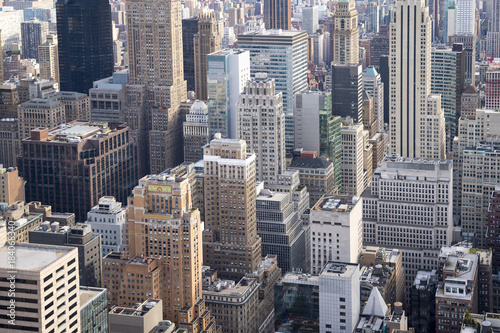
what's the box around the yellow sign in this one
[147,184,172,194]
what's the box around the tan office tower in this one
[125,0,187,175]
[203,138,262,281]
[264,0,291,30]
[333,0,359,65]
[127,174,218,332]
[236,73,285,185]
[194,10,222,101]
[18,98,65,140]
[389,0,445,159]
[38,35,60,88]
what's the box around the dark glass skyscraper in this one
[56,0,113,94]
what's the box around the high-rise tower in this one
[236,73,285,185]
[263,0,291,30]
[126,174,218,332]
[56,0,113,94]
[194,10,222,101]
[389,0,445,159]
[125,0,187,175]
[333,0,359,65]
[202,138,262,281]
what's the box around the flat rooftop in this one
[321,262,359,277]
[80,287,106,308]
[110,299,162,317]
[311,196,356,213]
[0,243,75,271]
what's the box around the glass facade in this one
[80,288,108,333]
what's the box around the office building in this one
[0,166,24,205]
[435,244,480,333]
[488,187,500,273]
[29,223,102,287]
[357,290,408,332]
[89,69,128,123]
[56,0,113,93]
[363,66,385,132]
[237,74,285,185]
[203,138,262,280]
[194,10,222,101]
[21,18,48,60]
[203,275,260,332]
[256,187,306,273]
[370,26,390,68]
[126,174,217,332]
[0,243,80,332]
[109,299,164,333]
[486,60,500,110]
[268,170,311,223]
[420,94,446,159]
[289,155,337,207]
[125,0,187,175]
[86,196,127,256]
[103,253,163,308]
[0,200,44,243]
[302,6,319,35]
[366,2,380,33]
[332,0,359,65]
[0,83,20,119]
[38,34,60,87]
[18,121,138,222]
[431,45,466,150]
[363,91,377,138]
[54,91,91,122]
[0,29,3,83]
[485,0,500,59]
[460,85,481,118]
[319,262,360,333]
[331,64,363,122]
[263,0,291,30]
[362,155,453,291]
[341,122,366,196]
[207,49,250,138]
[80,286,108,333]
[18,98,65,140]
[183,100,209,163]
[448,35,475,86]
[309,197,362,274]
[461,141,500,248]
[238,30,308,150]
[182,17,199,93]
[389,0,441,159]
[410,270,438,333]
[358,246,406,307]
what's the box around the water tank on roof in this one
[41,221,50,231]
[50,222,59,232]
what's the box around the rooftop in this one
[109,299,162,317]
[79,286,106,308]
[203,277,258,299]
[311,196,358,213]
[321,261,359,277]
[289,157,331,169]
[0,243,75,271]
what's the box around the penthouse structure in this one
[86,196,127,256]
[109,299,164,333]
[17,121,138,222]
[362,155,453,291]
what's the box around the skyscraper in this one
[125,0,187,175]
[389,0,445,159]
[207,49,250,138]
[485,60,500,110]
[202,138,262,280]
[263,0,291,30]
[38,34,60,87]
[363,66,384,132]
[18,121,138,222]
[238,30,308,150]
[21,18,48,61]
[302,6,319,35]
[237,73,285,185]
[126,174,217,331]
[331,64,363,121]
[182,18,198,92]
[56,0,113,93]
[194,10,222,101]
[332,0,359,65]
[183,100,209,162]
